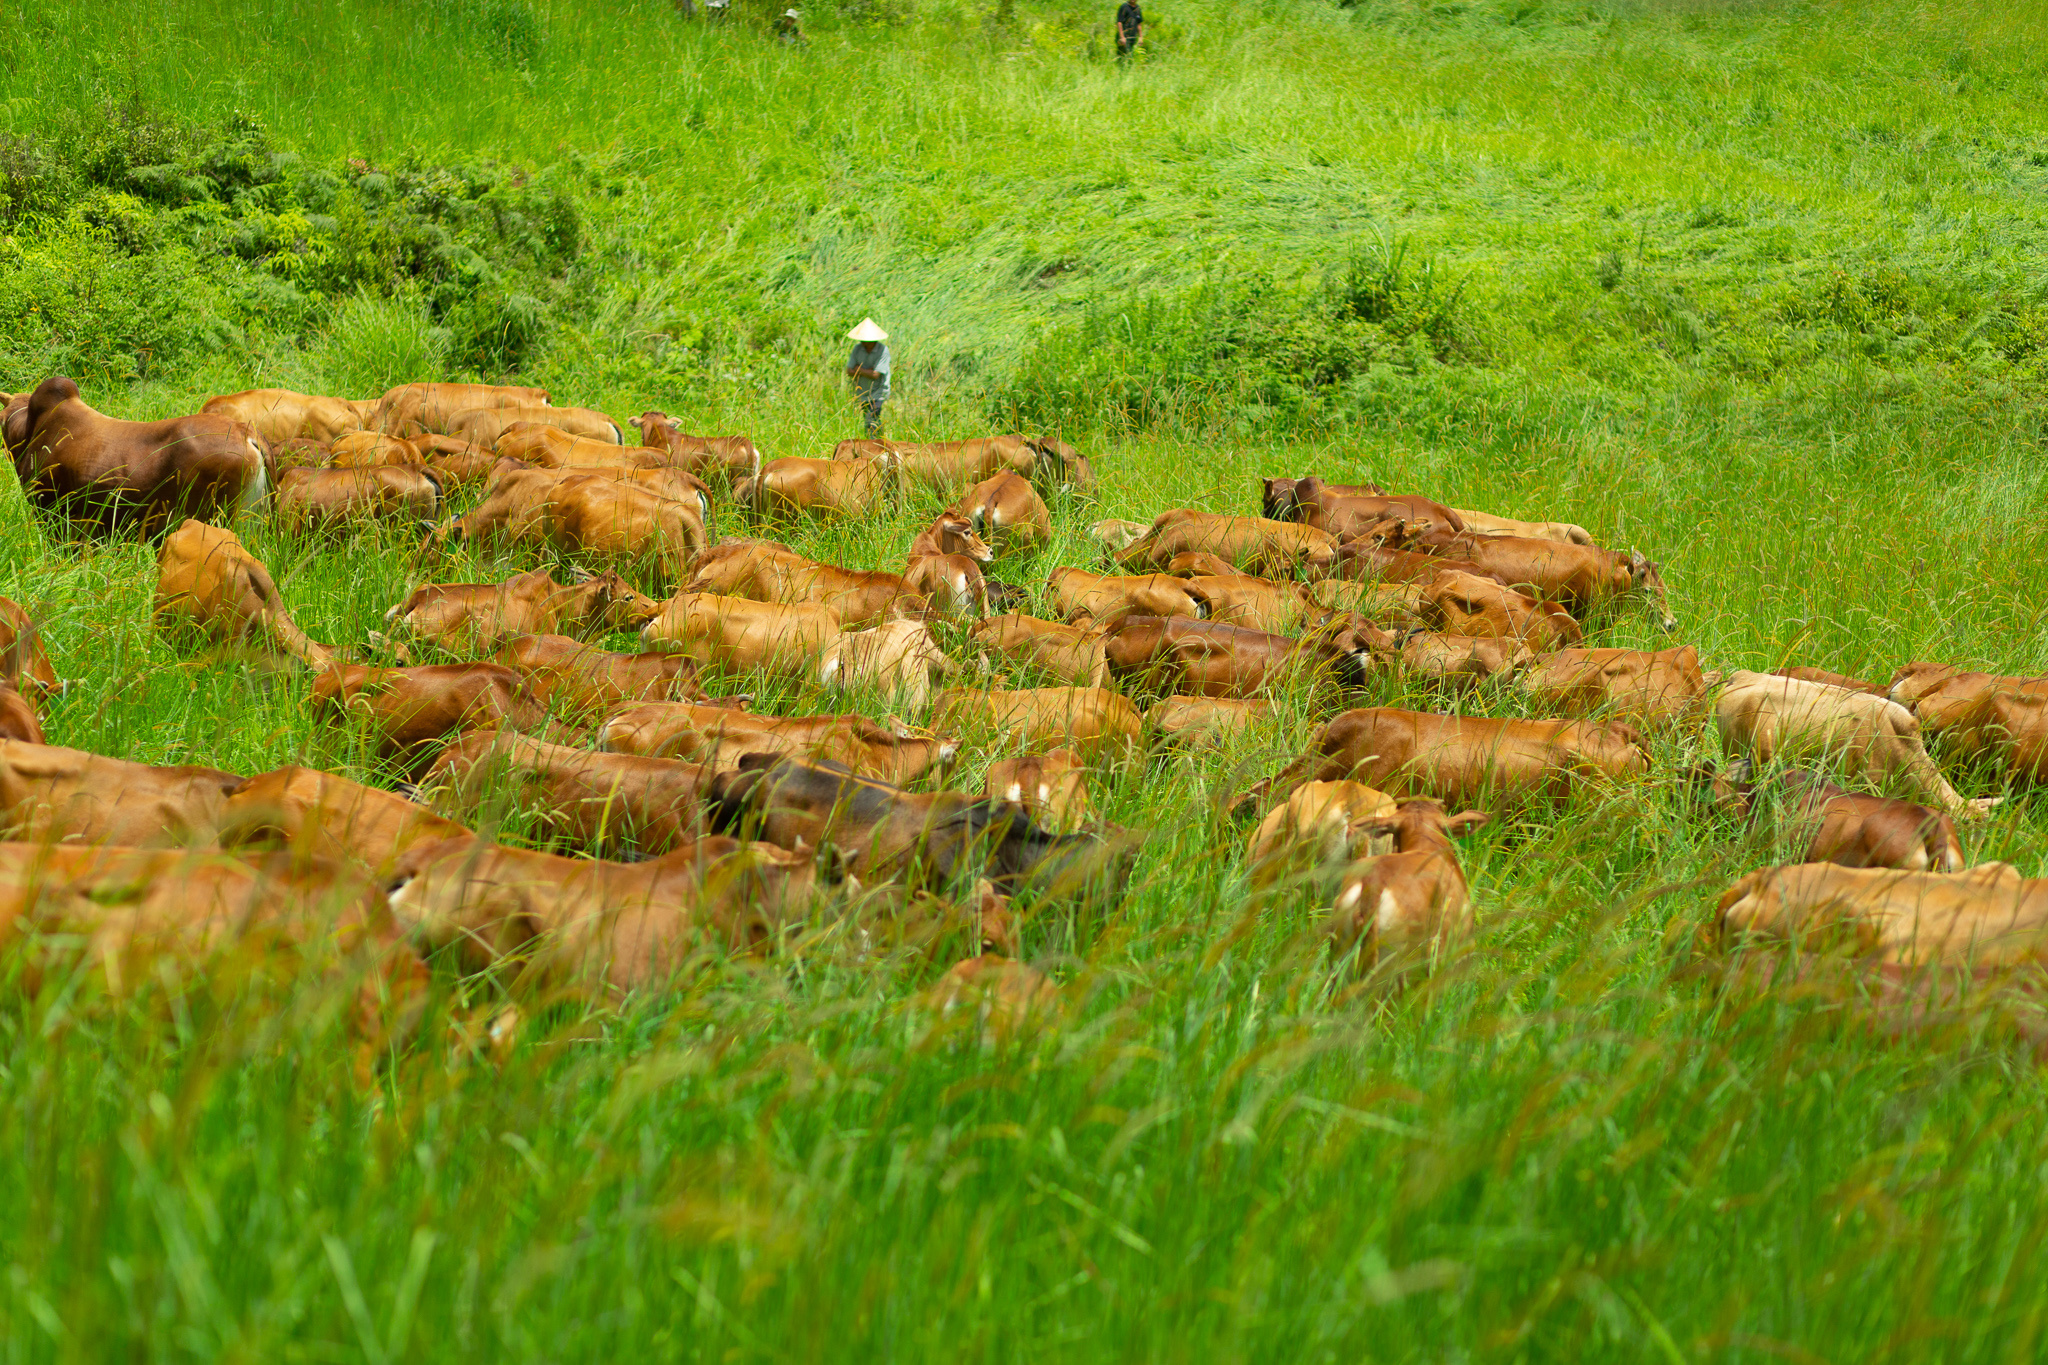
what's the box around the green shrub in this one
[317,290,452,396]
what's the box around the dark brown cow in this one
[1889,662,2048,783]
[599,702,955,782]
[1263,475,1466,539]
[12,377,267,531]
[1705,764,1964,873]
[383,569,660,653]
[1239,707,1649,814]
[425,730,713,856]
[311,663,549,765]
[1103,616,1374,698]
[154,519,335,668]
[630,412,760,483]
[493,634,709,718]
[275,465,442,532]
[0,740,241,846]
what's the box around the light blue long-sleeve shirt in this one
[848,342,891,403]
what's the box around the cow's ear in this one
[1445,811,1491,835]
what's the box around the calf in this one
[740,456,890,518]
[1116,510,1339,578]
[951,471,1051,551]
[904,513,997,614]
[1144,696,1274,747]
[1328,799,1490,977]
[218,766,474,877]
[599,701,955,781]
[631,412,761,483]
[311,662,548,765]
[275,465,442,532]
[642,593,845,678]
[0,739,240,846]
[931,687,1143,759]
[384,569,659,653]
[154,519,335,668]
[1712,861,2048,967]
[969,614,1108,688]
[1103,615,1375,698]
[1889,662,2048,783]
[1246,780,1398,884]
[1715,670,1990,820]
[1238,706,1649,814]
[431,469,709,588]
[818,620,960,710]
[493,634,708,717]
[1418,568,1582,650]
[983,748,1090,833]
[1519,645,1713,728]
[1046,567,1207,624]
[425,730,712,856]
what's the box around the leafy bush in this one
[316,291,453,396]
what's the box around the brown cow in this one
[12,377,267,531]
[275,465,442,532]
[0,599,59,699]
[1181,573,1320,633]
[818,620,960,710]
[686,541,918,627]
[493,423,659,467]
[1452,508,1594,545]
[1519,645,1714,728]
[1163,551,1241,578]
[641,594,845,678]
[832,435,1037,493]
[383,569,660,653]
[202,389,375,446]
[740,456,891,519]
[629,412,760,483]
[1116,510,1339,578]
[1046,567,1207,624]
[970,614,1108,688]
[951,471,1051,551]
[1407,530,1675,630]
[1103,616,1375,698]
[1776,666,1887,697]
[385,832,839,989]
[218,766,475,877]
[930,687,1142,759]
[1368,629,1532,689]
[432,469,709,587]
[904,513,997,614]
[1263,476,1465,534]
[1239,707,1649,814]
[1418,569,1583,650]
[0,740,241,846]
[1712,861,2048,968]
[374,382,549,437]
[927,954,1064,1044]
[466,457,711,527]
[0,687,40,744]
[1246,780,1397,884]
[599,702,955,782]
[1706,765,1964,873]
[493,634,708,718]
[1329,800,1490,978]
[450,405,620,447]
[1889,662,2048,782]
[311,663,548,765]
[1143,696,1274,747]
[1715,670,1990,820]
[983,748,1090,833]
[1335,540,1498,586]
[425,730,712,856]
[154,520,334,667]
[328,432,424,468]
[1088,519,1153,553]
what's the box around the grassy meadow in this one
[7,0,2048,1359]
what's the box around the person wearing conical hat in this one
[845,318,891,439]
[775,7,806,43]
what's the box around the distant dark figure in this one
[775,7,807,44]
[1114,0,1143,59]
[845,318,891,438]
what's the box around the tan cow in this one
[1889,662,2048,783]
[218,766,475,877]
[629,412,760,484]
[154,520,334,668]
[1371,630,1532,689]
[424,731,712,856]
[740,456,890,518]
[832,435,1037,493]
[374,383,549,436]
[1329,799,1491,977]
[926,954,1064,1044]
[383,569,660,653]
[929,687,1142,759]
[202,388,376,446]
[1418,569,1582,650]
[687,541,918,627]
[432,469,709,587]
[311,663,548,765]
[1103,616,1376,699]
[1239,707,1649,814]
[13,377,267,532]
[1088,519,1153,553]
[818,620,960,710]
[983,748,1090,833]
[1116,510,1339,578]
[641,594,845,678]
[1179,573,1319,634]
[904,513,998,615]
[493,634,709,718]
[599,702,956,782]
[969,614,1109,688]
[0,740,241,846]
[1046,568,1208,624]
[1714,671,1990,820]
[1519,645,1714,729]
[1143,696,1274,747]
[1713,861,2048,967]
[274,465,442,532]
[951,471,1051,551]
[1775,666,1887,697]
[493,423,657,468]
[1407,530,1675,631]
[328,432,424,468]
[1246,780,1398,883]
[450,405,620,447]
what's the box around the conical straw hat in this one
[847,318,888,342]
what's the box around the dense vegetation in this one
[5,0,2048,1359]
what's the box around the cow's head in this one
[1886,661,1960,708]
[927,514,994,564]
[1627,550,1676,631]
[1261,477,1303,522]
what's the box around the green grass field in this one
[6,0,2048,1359]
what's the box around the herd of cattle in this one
[4,372,2048,1060]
